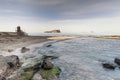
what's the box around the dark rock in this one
[21,47,30,53]
[102,63,116,70]
[7,62,14,68]
[114,58,120,65]
[8,49,13,53]
[0,55,20,77]
[46,44,52,47]
[42,55,58,60]
[0,55,10,77]
[41,60,53,70]
[5,55,20,68]
[0,76,6,80]
[47,74,58,80]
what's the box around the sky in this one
[0,0,120,35]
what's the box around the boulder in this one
[47,74,58,80]
[102,63,116,70]
[41,60,53,70]
[21,47,30,53]
[46,44,52,47]
[39,66,61,79]
[0,55,9,77]
[33,73,43,80]
[114,58,120,65]
[0,76,6,80]
[0,55,20,78]
[8,49,13,53]
[5,55,20,68]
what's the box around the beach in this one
[0,35,119,55]
[0,35,76,80]
[0,36,50,55]
[0,35,120,80]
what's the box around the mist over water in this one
[37,38,120,80]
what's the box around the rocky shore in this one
[1,35,120,80]
[0,36,64,80]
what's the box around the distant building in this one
[0,26,27,36]
[16,26,27,36]
[44,29,61,33]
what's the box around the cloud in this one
[48,16,120,34]
[14,0,67,6]
[60,0,120,19]
[0,0,120,20]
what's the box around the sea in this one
[10,37,120,80]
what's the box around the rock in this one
[39,66,61,79]
[21,47,30,53]
[47,74,58,80]
[23,62,41,72]
[114,58,120,65]
[8,49,13,53]
[42,55,58,60]
[44,29,61,33]
[19,70,34,80]
[0,55,10,77]
[33,73,43,80]
[0,55,20,78]
[102,63,116,70]
[41,60,53,70]
[46,44,52,47]
[5,55,20,68]
[0,76,6,80]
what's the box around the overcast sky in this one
[0,0,120,35]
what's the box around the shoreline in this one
[0,35,120,55]
[0,35,120,80]
[0,36,51,54]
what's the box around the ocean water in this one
[37,38,120,80]
[7,38,120,80]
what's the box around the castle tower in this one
[17,26,21,33]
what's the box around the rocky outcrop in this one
[33,73,43,80]
[46,44,52,47]
[114,58,120,65]
[0,55,20,79]
[41,60,54,70]
[5,55,20,68]
[102,63,116,70]
[44,29,61,33]
[21,47,30,53]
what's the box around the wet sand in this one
[0,36,76,55]
[0,36,50,54]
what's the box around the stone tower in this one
[17,26,21,33]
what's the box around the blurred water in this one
[38,38,120,80]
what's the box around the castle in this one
[0,26,27,36]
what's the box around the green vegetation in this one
[19,70,34,80]
[39,66,61,79]
[19,55,61,80]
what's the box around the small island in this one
[44,29,61,33]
